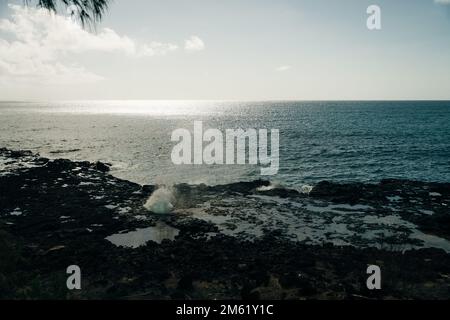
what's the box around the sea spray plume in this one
[144,186,175,214]
[256,181,314,195]
[299,184,314,194]
[257,181,281,191]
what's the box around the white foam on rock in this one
[429,192,442,197]
[10,208,22,216]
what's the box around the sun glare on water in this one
[41,100,225,116]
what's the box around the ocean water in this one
[1,100,449,187]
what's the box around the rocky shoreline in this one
[1,148,450,299]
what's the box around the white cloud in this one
[0,5,179,85]
[0,55,103,85]
[275,65,292,72]
[435,0,450,4]
[184,35,205,52]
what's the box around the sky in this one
[0,0,449,100]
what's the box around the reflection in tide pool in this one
[105,222,179,248]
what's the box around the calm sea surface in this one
[1,101,449,187]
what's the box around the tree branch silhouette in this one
[24,0,111,27]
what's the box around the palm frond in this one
[24,0,111,27]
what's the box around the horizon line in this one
[1,99,450,103]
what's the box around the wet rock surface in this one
[1,148,450,299]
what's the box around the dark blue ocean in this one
[1,100,449,187]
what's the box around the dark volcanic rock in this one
[310,181,368,203]
[1,148,450,300]
[92,161,111,173]
[310,179,450,241]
